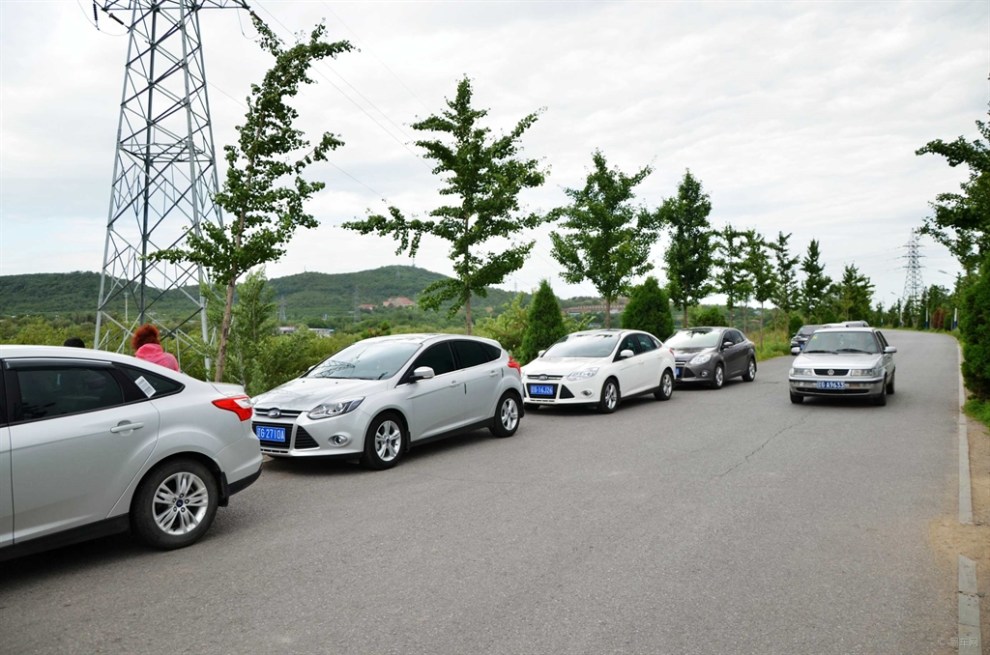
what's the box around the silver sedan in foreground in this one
[788,327,897,405]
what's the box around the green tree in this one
[343,76,550,334]
[916,118,990,274]
[621,276,674,339]
[149,18,353,381]
[800,239,832,321]
[661,170,715,328]
[744,231,775,341]
[691,306,727,327]
[519,280,567,364]
[769,231,800,314]
[549,150,661,328]
[712,225,751,326]
[960,254,990,399]
[833,264,874,322]
[475,293,528,358]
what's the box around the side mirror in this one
[722,341,733,350]
[537,349,546,358]
[619,349,635,359]
[790,347,801,355]
[884,346,897,354]
[410,366,435,381]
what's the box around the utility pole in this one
[901,230,925,327]
[92,0,251,359]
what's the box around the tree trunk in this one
[215,279,236,382]
[604,297,613,328]
[465,296,473,335]
[682,304,689,329]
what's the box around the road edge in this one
[956,343,982,655]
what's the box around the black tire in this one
[742,358,757,382]
[654,369,674,401]
[361,412,406,470]
[132,458,219,550]
[710,364,725,389]
[789,392,803,404]
[873,386,887,406]
[886,372,895,395]
[597,378,620,413]
[490,391,521,438]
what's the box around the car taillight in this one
[508,356,522,376]
[212,395,253,422]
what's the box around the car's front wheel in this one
[886,372,896,395]
[597,378,620,413]
[361,412,406,470]
[132,458,219,550]
[789,392,803,404]
[742,358,757,382]
[654,369,674,401]
[490,391,521,438]
[710,364,725,389]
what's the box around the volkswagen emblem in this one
[267,408,281,418]
[827,369,835,376]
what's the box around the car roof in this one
[814,326,875,333]
[358,333,503,348]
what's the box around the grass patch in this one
[964,398,990,429]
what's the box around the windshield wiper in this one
[804,349,836,354]
[837,348,873,354]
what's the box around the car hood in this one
[253,377,388,410]
[522,356,610,376]
[669,346,714,355]
[792,352,883,369]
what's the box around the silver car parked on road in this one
[788,327,897,405]
[0,345,262,560]
[251,334,524,469]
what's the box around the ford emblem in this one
[539,374,548,381]
[267,408,281,418]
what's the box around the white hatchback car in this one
[0,345,262,561]
[521,329,676,412]
[251,334,524,469]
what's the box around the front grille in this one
[525,374,563,381]
[253,407,302,419]
[681,368,697,379]
[814,369,849,376]
[294,427,319,449]
[559,386,575,399]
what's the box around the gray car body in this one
[667,327,756,388]
[788,327,897,404]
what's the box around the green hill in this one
[0,266,528,322]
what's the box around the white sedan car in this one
[788,327,897,405]
[0,345,262,561]
[251,334,524,469]
[521,329,676,412]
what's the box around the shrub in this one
[622,276,674,339]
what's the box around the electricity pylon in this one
[92,0,250,359]
[901,230,925,325]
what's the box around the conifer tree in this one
[519,280,567,364]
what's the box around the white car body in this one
[251,334,524,469]
[521,329,676,412]
[0,345,262,560]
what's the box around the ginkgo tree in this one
[150,17,353,381]
[343,76,551,334]
[549,150,663,327]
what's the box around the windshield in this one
[803,331,879,355]
[543,333,619,358]
[798,325,821,337]
[304,340,421,380]
[665,329,721,349]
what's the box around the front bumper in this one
[522,378,600,406]
[788,377,884,397]
[674,361,714,384]
[252,411,367,458]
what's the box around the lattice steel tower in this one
[901,230,925,308]
[93,0,249,354]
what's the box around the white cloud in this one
[1,0,985,306]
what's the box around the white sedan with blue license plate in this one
[788,327,897,406]
[521,329,676,413]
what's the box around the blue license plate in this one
[255,425,287,443]
[528,384,555,398]
[675,367,682,379]
[816,380,845,390]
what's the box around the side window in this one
[726,330,742,345]
[16,366,124,421]
[119,365,184,398]
[875,331,889,350]
[635,334,658,352]
[451,340,498,370]
[411,343,457,376]
[619,336,640,356]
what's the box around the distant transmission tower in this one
[901,231,925,309]
[92,0,250,357]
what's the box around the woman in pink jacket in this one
[132,324,180,372]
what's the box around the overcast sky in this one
[2,0,988,307]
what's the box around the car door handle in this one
[489,370,498,377]
[110,421,144,434]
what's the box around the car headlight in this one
[849,367,880,377]
[689,353,712,366]
[790,367,814,376]
[566,367,599,381]
[308,398,364,419]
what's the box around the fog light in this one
[701,370,709,378]
[330,435,350,446]
[581,390,593,397]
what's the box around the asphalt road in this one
[0,330,961,655]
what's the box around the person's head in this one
[63,337,85,348]
[131,324,161,351]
